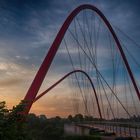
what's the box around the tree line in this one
[0,101,139,140]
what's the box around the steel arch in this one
[34,69,102,119]
[24,4,140,114]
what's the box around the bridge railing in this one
[77,121,140,138]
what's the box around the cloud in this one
[0,63,8,70]
[0,0,139,117]
[0,77,23,87]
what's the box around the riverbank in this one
[62,135,135,140]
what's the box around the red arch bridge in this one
[20,4,140,138]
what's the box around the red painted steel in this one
[24,4,140,114]
[34,70,102,119]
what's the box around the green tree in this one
[0,101,30,140]
[68,115,73,122]
[74,114,84,122]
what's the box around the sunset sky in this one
[0,0,140,118]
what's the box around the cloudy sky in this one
[0,0,140,118]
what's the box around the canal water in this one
[64,123,140,138]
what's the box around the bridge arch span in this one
[24,4,140,114]
[34,70,102,119]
